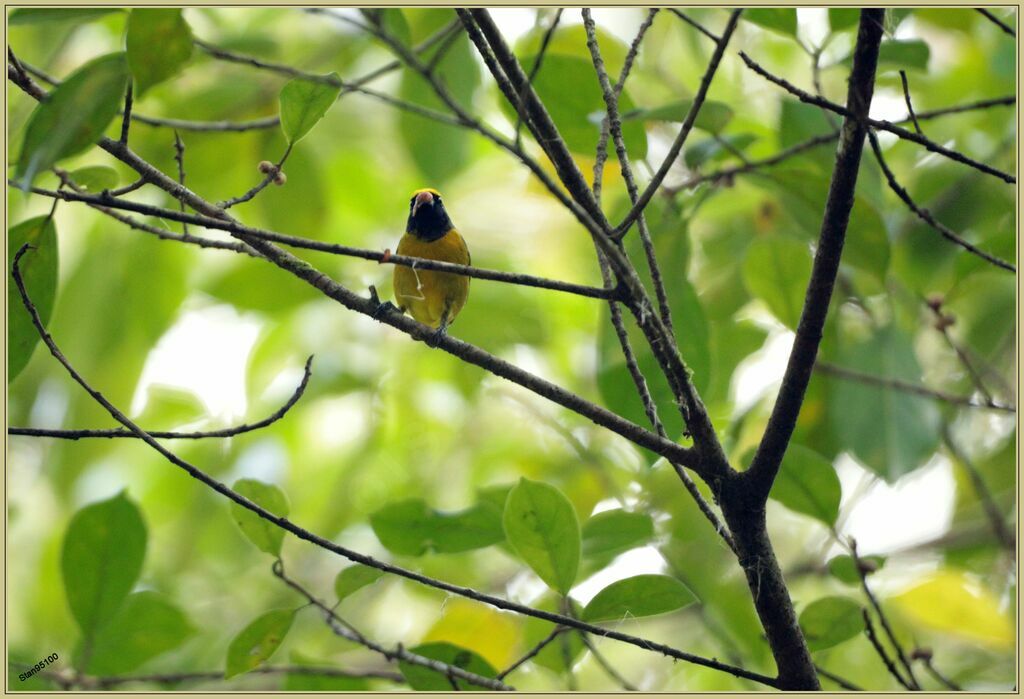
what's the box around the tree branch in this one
[271,561,513,691]
[515,8,563,149]
[9,356,313,440]
[496,625,566,680]
[613,10,742,237]
[862,608,914,690]
[739,50,1016,184]
[976,7,1016,37]
[35,665,404,690]
[119,80,133,144]
[941,426,1015,552]
[850,541,920,689]
[815,360,1015,413]
[745,10,885,499]
[15,183,617,302]
[866,130,1015,272]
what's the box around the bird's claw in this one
[372,300,400,320]
[425,325,448,348]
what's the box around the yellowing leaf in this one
[422,598,522,669]
[890,571,1013,649]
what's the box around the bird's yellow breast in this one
[393,229,471,329]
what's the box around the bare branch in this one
[516,9,563,149]
[898,70,923,135]
[739,51,1016,184]
[673,94,1015,192]
[867,130,1015,272]
[815,665,863,691]
[917,652,963,691]
[745,11,885,499]
[173,131,188,235]
[10,356,313,441]
[614,10,742,237]
[593,8,658,202]
[976,8,1016,37]
[119,81,133,144]
[271,561,513,691]
[668,8,721,42]
[496,626,566,680]
[942,426,1015,552]
[850,542,920,689]
[862,609,914,690]
[815,360,1015,413]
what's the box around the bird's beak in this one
[412,190,434,217]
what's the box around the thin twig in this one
[739,51,1016,184]
[577,631,637,691]
[866,130,1015,272]
[584,8,675,338]
[496,626,566,680]
[119,81,133,145]
[10,357,313,440]
[898,71,923,135]
[941,426,1015,552]
[672,94,1016,192]
[920,656,963,691]
[851,543,920,689]
[33,665,404,689]
[862,609,914,690]
[173,131,188,235]
[593,8,658,203]
[815,664,863,691]
[515,9,562,149]
[669,8,721,42]
[614,10,742,237]
[218,142,292,210]
[271,561,513,690]
[815,360,1015,413]
[976,8,1016,37]
[925,298,998,403]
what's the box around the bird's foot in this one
[425,325,448,348]
[372,300,401,321]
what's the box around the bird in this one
[391,188,470,341]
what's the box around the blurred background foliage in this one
[7,6,1016,691]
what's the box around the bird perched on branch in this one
[391,188,471,341]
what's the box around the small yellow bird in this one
[392,188,471,339]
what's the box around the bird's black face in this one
[406,189,454,242]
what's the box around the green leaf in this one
[8,7,122,25]
[230,479,289,557]
[399,642,498,691]
[225,608,295,678]
[516,23,628,77]
[126,9,194,95]
[581,509,655,560]
[743,8,798,37]
[370,497,505,556]
[828,554,886,584]
[61,492,147,638]
[830,324,942,482]
[16,52,129,185]
[768,445,841,526]
[334,564,384,601]
[582,574,697,622]
[875,40,930,72]
[799,596,865,651]
[67,165,120,192]
[498,54,647,157]
[828,8,860,32]
[503,478,580,594]
[8,216,58,381]
[623,99,734,134]
[742,235,811,330]
[946,271,1016,363]
[398,31,478,182]
[79,591,193,674]
[279,74,341,145]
